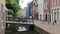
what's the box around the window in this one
[46,3,48,8]
[52,0,56,6]
[44,3,48,9]
[57,0,60,5]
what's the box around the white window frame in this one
[52,0,56,6]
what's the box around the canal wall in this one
[34,25,50,34]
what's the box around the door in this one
[54,9,57,23]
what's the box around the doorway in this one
[53,9,57,23]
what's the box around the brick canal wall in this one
[34,25,50,34]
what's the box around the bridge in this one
[6,17,34,31]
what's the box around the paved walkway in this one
[34,20,60,34]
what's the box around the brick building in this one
[31,0,38,20]
[50,0,60,24]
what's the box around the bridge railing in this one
[6,17,34,24]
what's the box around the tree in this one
[6,0,21,17]
[8,9,14,15]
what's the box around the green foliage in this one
[6,0,21,17]
[8,9,14,15]
[15,10,21,16]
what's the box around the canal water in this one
[6,30,39,34]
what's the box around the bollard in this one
[53,21,55,25]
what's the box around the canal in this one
[5,23,39,34]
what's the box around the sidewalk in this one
[34,20,60,34]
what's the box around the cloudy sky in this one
[19,0,33,9]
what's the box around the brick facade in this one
[0,0,6,34]
[31,0,38,20]
[50,0,60,23]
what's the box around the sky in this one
[19,0,33,9]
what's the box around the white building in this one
[38,0,49,21]
[38,0,44,20]
[20,7,27,17]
